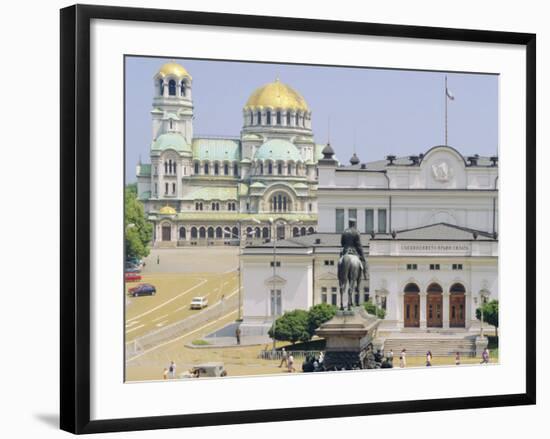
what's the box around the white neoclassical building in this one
[241,144,499,341]
[135,62,323,246]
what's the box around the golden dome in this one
[159,205,177,215]
[244,79,309,112]
[157,62,192,80]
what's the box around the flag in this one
[446,87,455,100]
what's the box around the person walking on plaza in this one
[287,354,295,373]
[168,360,176,379]
[278,347,288,368]
[157,255,160,265]
[387,349,394,365]
[480,347,490,364]
[235,326,241,345]
[399,349,407,368]
[163,368,169,380]
[425,350,432,367]
[455,351,461,366]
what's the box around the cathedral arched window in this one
[159,79,164,95]
[287,163,292,175]
[259,163,264,174]
[286,112,291,126]
[277,163,282,175]
[276,111,281,125]
[266,111,271,125]
[214,163,219,175]
[164,161,168,174]
[295,113,299,126]
[224,164,229,175]
[268,162,273,175]
[168,79,176,96]
[204,163,209,175]
[194,162,199,174]
[249,111,253,125]
[234,163,239,176]
[257,111,262,125]
[180,81,186,97]
[270,193,291,213]
[191,227,197,238]
[169,119,173,130]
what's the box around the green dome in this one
[151,132,191,153]
[254,139,301,162]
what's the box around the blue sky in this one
[125,56,498,181]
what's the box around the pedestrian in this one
[157,255,160,265]
[399,349,407,368]
[480,347,490,364]
[168,360,176,379]
[163,368,168,380]
[455,351,461,366]
[287,354,295,372]
[235,326,241,345]
[278,347,288,368]
[426,350,432,367]
[319,351,324,365]
[387,349,394,365]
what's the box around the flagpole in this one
[445,75,448,145]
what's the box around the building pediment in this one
[316,272,338,281]
[264,274,287,286]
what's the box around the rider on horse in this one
[340,219,367,280]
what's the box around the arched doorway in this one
[161,224,171,241]
[449,283,466,327]
[276,224,285,240]
[262,227,270,239]
[207,227,214,239]
[232,226,239,239]
[300,227,306,236]
[215,227,223,239]
[179,227,186,240]
[191,227,198,239]
[426,283,443,327]
[199,227,206,239]
[403,283,420,328]
[293,227,299,237]
[307,226,315,235]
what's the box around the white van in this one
[190,296,208,310]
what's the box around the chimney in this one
[386,155,396,165]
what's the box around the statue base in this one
[316,307,381,370]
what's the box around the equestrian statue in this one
[337,219,367,311]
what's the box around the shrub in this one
[364,301,386,319]
[269,309,310,344]
[476,299,499,336]
[307,303,337,337]
[191,339,210,346]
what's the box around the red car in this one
[128,283,156,297]
[125,272,142,282]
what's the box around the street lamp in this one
[479,291,488,338]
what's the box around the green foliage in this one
[307,303,337,337]
[269,309,310,344]
[475,299,499,336]
[191,339,210,346]
[125,185,153,259]
[364,301,386,319]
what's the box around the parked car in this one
[190,296,208,310]
[127,258,144,268]
[125,272,142,282]
[128,283,156,297]
[125,264,141,273]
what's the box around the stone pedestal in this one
[315,307,381,370]
[475,336,489,357]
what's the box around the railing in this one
[258,350,322,360]
[126,294,238,363]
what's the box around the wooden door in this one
[404,293,420,327]
[427,293,443,327]
[162,225,171,241]
[449,293,466,327]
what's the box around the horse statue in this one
[337,249,363,311]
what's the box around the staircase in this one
[381,333,477,357]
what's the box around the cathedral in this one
[136,62,322,246]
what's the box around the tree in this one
[268,309,310,344]
[307,303,337,337]
[476,299,499,337]
[125,184,153,260]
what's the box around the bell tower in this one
[151,62,194,144]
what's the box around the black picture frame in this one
[60,4,536,434]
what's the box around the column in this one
[397,292,404,330]
[442,292,450,329]
[419,292,427,329]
